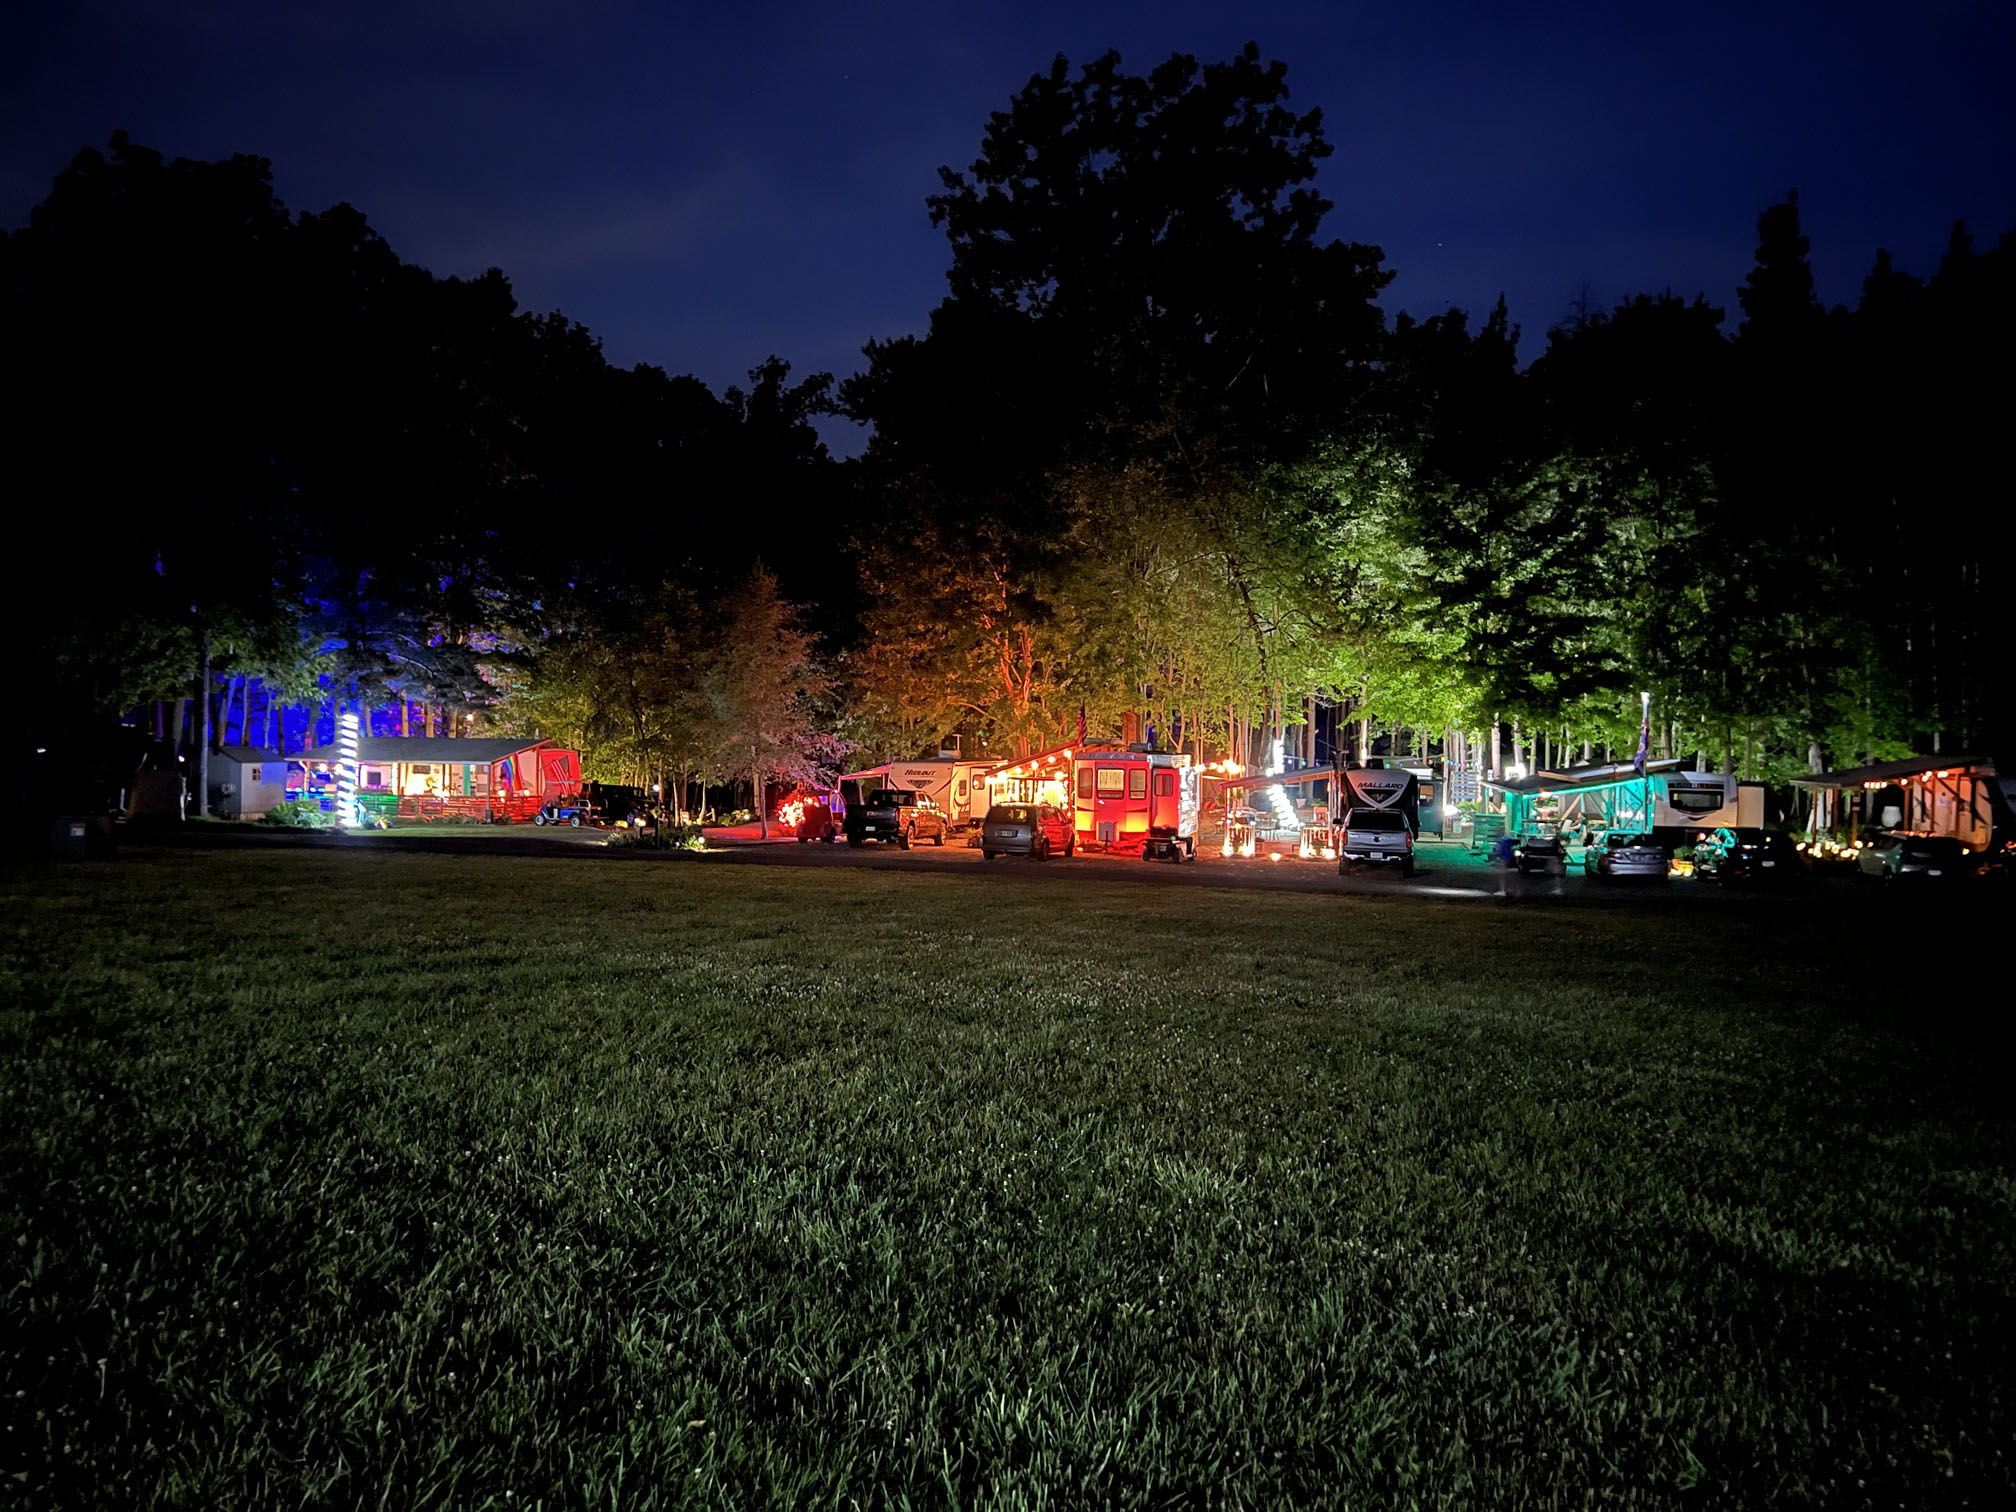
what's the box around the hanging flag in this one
[1633,694,1650,778]
[1078,703,1087,744]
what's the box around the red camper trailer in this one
[1070,747,1200,860]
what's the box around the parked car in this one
[980,802,1075,861]
[1856,832,1970,882]
[1337,807,1414,877]
[1514,825,1568,876]
[844,789,948,848]
[1692,826,1805,883]
[1584,831,1669,880]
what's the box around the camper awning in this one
[295,737,556,765]
[1789,755,1993,789]
[1217,767,1333,791]
[1485,759,1683,796]
[981,741,1127,778]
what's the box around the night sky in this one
[8,1,2012,454]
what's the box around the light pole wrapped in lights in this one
[336,712,360,829]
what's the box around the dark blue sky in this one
[7,2,2012,453]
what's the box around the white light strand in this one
[1265,739,1302,831]
[336,712,359,829]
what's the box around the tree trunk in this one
[195,628,212,818]
[1489,716,1501,778]
[754,750,767,837]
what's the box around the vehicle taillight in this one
[1404,832,1413,850]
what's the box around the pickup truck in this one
[1337,806,1415,877]
[843,789,948,849]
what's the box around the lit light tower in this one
[1264,737,1302,834]
[335,712,359,829]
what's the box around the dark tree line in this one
[8,53,2013,819]
[4,133,841,814]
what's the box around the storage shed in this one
[208,746,289,820]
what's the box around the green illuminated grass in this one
[2,848,2010,1508]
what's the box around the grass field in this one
[3,846,2011,1509]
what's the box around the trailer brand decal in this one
[1348,773,1413,807]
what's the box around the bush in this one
[259,799,331,830]
[608,823,707,852]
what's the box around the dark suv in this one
[844,789,948,849]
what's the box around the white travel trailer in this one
[837,757,997,827]
[1653,770,1765,829]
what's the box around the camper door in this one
[1077,758,1149,847]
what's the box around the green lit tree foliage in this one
[11,123,2013,804]
[844,45,1394,760]
[703,569,834,836]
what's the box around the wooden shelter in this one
[1791,755,2010,860]
[290,736,582,824]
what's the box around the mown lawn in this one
[2,846,2010,1509]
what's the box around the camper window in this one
[1097,767,1125,795]
[1153,771,1174,797]
[1078,767,1097,801]
[1128,768,1147,800]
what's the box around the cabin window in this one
[1097,767,1126,795]
[1153,771,1175,797]
[1128,769,1147,800]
